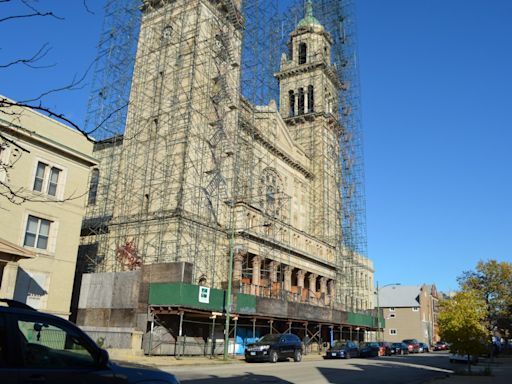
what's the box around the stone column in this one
[296,269,306,289]
[0,261,19,300]
[308,273,318,302]
[308,273,317,294]
[233,252,244,287]
[320,277,328,295]
[269,261,279,285]
[283,265,292,292]
[251,256,261,295]
[328,280,336,307]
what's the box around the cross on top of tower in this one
[297,0,324,30]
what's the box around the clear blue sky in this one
[1,0,510,293]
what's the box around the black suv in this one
[0,299,179,384]
[245,333,303,363]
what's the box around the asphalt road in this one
[167,352,454,384]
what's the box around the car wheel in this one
[293,349,302,362]
[270,350,278,363]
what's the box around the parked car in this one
[245,333,302,363]
[433,341,449,351]
[0,299,180,384]
[377,341,392,356]
[390,342,409,355]
[359,342,381,357]
[402,339,421,353]
[324,340,359,359]
[449,353,478,364]
[419,342,430,353]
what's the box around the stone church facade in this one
[80,0,374,330]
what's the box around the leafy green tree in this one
[458,260,512,339]
[439,290,489,372]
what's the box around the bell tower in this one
[275,0,342,244]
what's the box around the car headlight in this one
[258,345,270,351]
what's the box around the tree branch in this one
[0,42,54,69]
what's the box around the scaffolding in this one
[79,0,372,314]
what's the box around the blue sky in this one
[1,0,510,293]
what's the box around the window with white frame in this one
[389,307,395,312]
[32,161,64,197]
[389,329,397,335]
[24,215,52,250]
[412,307,419,312]
[389,313,396,318]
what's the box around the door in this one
[10,313,118,384]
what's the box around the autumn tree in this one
[438,290,489,372]
[458,260,512,339]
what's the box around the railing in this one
[239,283,332,307]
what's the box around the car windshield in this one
[403,339,414,343]
[333,341,347,348]
[391,343,403,347]
[259,334,280,343]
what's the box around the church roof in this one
[297,0,324,30]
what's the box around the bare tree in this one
[0,0,126,204]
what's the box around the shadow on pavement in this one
[317,361,451,384]
[180,372,294,384]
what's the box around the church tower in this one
[105,0,243,283]
[275,0,342,244]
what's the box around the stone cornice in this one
[238,112,314,180]
[275,60,342,89]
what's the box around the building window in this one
[298,43,307,64]
[88,169,100,205]
[389,313,396,318]
[288,90,295,117]
[307,85,314,113]
[24,215,51,250]
[412,307,419,312]
[47,167,60,196]
[162,25,172,40]
[298,88,305,115]
[389,329,397,335]
[389,307,395,312]
[33,162,47,192]
[33,161,63,197]
[258,168,285,218]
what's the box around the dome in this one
[297,0,324,30]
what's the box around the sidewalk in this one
[429,357,512,384]
[111,352,325,368]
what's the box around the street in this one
[166,352,454,384]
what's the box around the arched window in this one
[307,85,314,113]
[298,43,307,64]
[288,90,295,117]
[87,169,99,206]
[288,42,293,61]
[298,88,305,115]
[258,168,284,218]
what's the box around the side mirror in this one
[98,348,110,367]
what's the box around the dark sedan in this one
[245,333,303,363]
[390,342,409,355]
[419,342,430,353]
[324,340,359,359]
[359,342,380,357]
